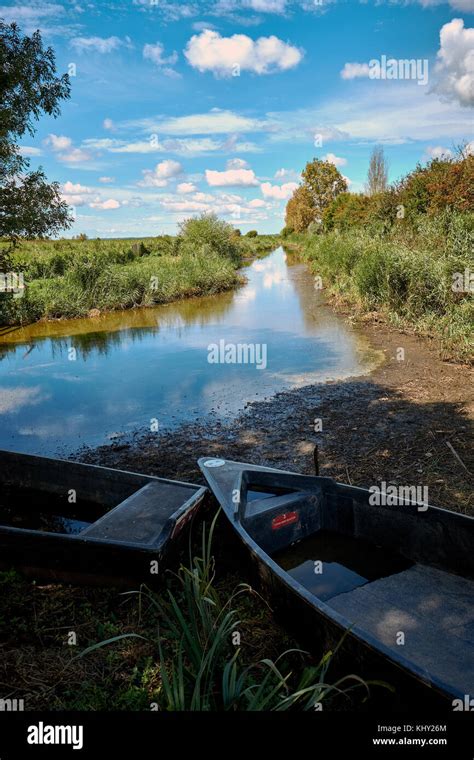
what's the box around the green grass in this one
[76,516,375,711]
[293,211,474,362]
[0,232,280,325]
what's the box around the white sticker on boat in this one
[203,459,226,468]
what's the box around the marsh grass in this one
[80,515,376,711]
[0,230,280,325]
[298,211,473,362]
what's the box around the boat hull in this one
[0,450,207,586]
[199,457,474,710]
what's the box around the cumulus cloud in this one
[99,176,115,183]
[44,134,92,164]
[260,181,298,200]
[184,30,303,77]
[103,118,114,130]
[322,152,347,167]
[139,159,183,187]
[340,62,371,80]
[226,157,250,169]
[61,181,94,206]
[89,198,121,210]
[177,182,198,193]
[71,36,129,54]
[44,134,72,151]
[58,147,92,164]
[425,145,454,159]
[63,181,93,195]
[205,167,259,186]
[432,19,474,107]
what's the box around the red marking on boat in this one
[272,511,299,530]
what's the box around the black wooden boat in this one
[199,457,474,708]
[0,450,207,585]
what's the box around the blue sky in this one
[4,0,474,236]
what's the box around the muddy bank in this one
[80,319,473,516]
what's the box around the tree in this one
[0,21,73,246]
[366,146,389,195]
[301,158,348,216]
[285,185,317,232]
[322,192,371,231]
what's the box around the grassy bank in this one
[0,222,280,325]
[290,211,473,363]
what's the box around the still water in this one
[274,530,413,601]
[0,248,381,455]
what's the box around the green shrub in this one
[246,230,258,237]
[178,213,241,263]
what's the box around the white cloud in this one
[340,62,370,80]
[45,134,72,151]
[143,42,179,77]
[192,21,217,32]
[246,0,287,10]
[0,3,66,34]
[103,118,114,131]
[193,192,214,202]
[260,181,298,199]
[412,0,474,10]
[63,181,94,195]
[177,182,198,193]
[184,30,303,77]
[322,152,347,167]
[226,157,249,169]
[19,146,42,157]
[82,132,259,157]
[99,176,115,183]
[426,145,454,159]
[274,167,299,181]
[161,200,209,213]
[71,36,128,54]
[61,181,94,207]
[156,109,266,135]
[139,159,183,187]
[143,42,178,65]
[59,147,92,164]
[248,198,267,207]
[205,167,259,186]
[89,198,121,210]
[433,19,474,107]
[44,135,92,164]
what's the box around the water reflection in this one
[0,248,382,454]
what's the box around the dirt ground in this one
[80,317,473,515]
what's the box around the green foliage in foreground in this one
[81,515,376,711]
[0,214,280,325]
[297,210,474,362]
